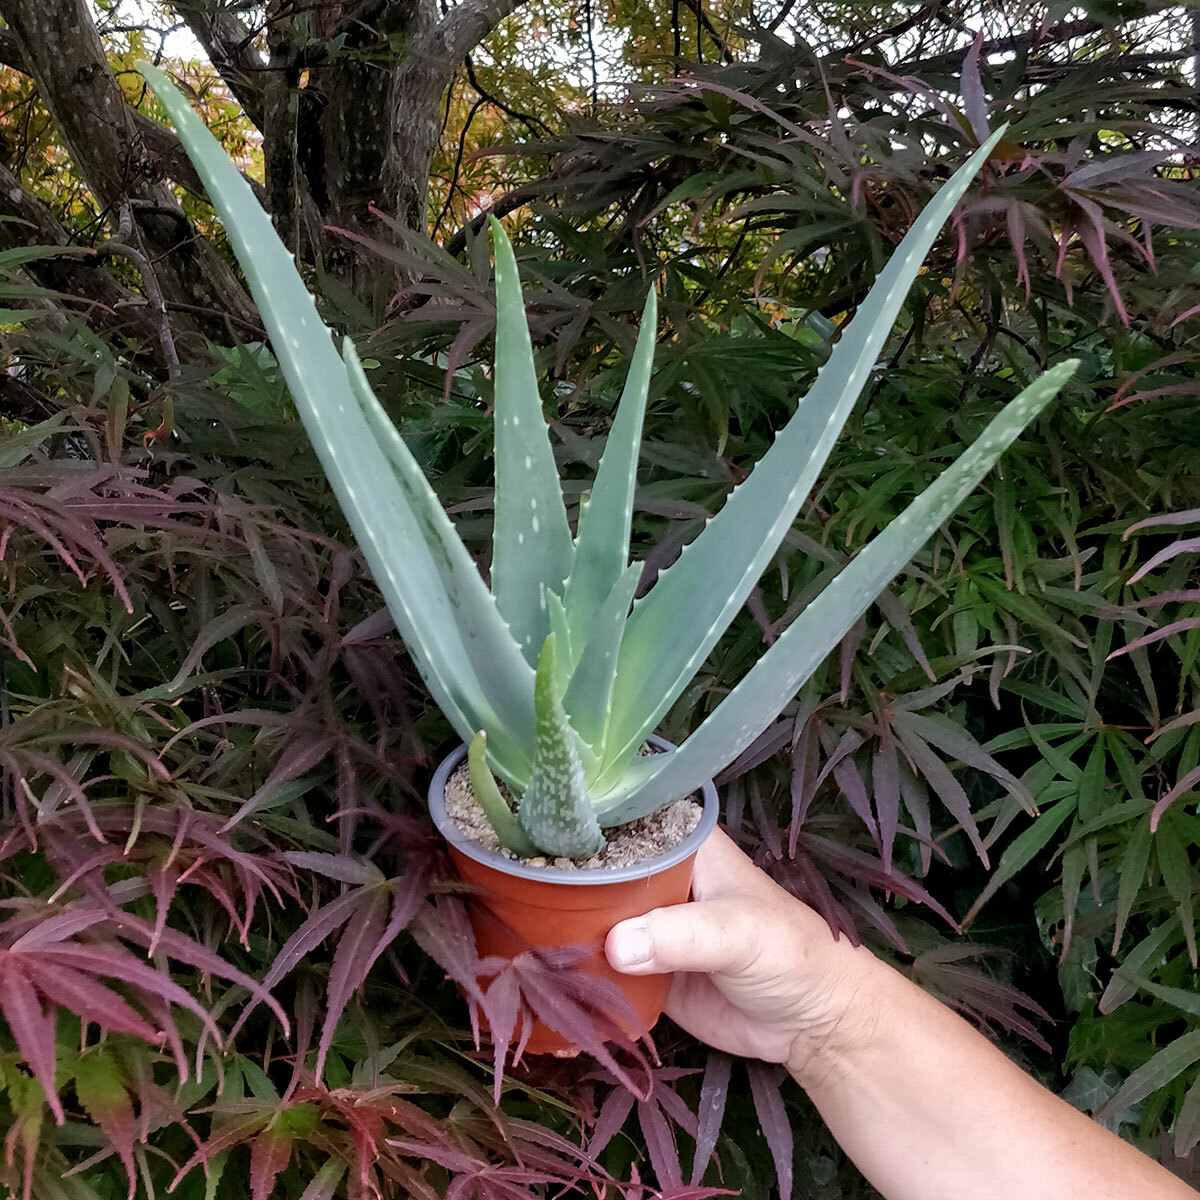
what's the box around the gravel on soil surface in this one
[444,761,702,870]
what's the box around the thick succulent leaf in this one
[143,65,531,783]
[564,562,642,764]
[595,360,1077,821]
[467,731,538,856]
[545,590,601,788]
[601,130,1008,779]
[546,588,574,686]
[344,340,535,782]
[517,636,603,858]
[488,218,575,663]
[563,289,657,648]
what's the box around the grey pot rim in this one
[427,734,720,886]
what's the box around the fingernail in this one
[608,920,653,969]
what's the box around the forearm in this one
[792,951,1194,1200]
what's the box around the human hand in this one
[610,830,1198,1200]
[604,828,883,1084]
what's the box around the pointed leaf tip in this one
[468,730,538,856]
[599,359,1075,821]
[489,223,575,662]
[603,132,1016,771]
[564,286,657,669]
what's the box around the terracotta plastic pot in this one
[428,736,719,1055]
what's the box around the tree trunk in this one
[279,0,441,282]
[391,33,447,234]
[0,25,266,206]
[252,0,438,279]
[171,0,269,132]
[388,0,527,233]
[0,0,530,331]
[0,0,257,334]
[277,0,526,254]
[262,2,305,256]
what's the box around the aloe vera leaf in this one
[602,130,1008,779]
[563,289,657,648]
[141,64,533,778]
[517,635,603,858]
[546,587,574,688]
[344,339,535,784]
[488,218,575,664]
[564,562,642,766]
[543,586,603,782]
[467,732,538,856]
[595,360,1077,822]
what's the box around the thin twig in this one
[164,302,267,339]
[585,0,598,112]
[434,95,487,239]
[766,0,799,35]
[678,0,735,64]
[464,56,553,137]
[95,202,180,375]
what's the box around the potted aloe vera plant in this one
[145,64,1076,1054]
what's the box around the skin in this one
[605,828,1196,1200]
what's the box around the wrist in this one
[784,939,894,1093]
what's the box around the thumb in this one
[605,900,761,977]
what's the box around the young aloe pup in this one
[145,63,1075,1046]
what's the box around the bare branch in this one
[442,180,540,256]
[95,202,181,374]
[433,93,485,238]
[170,1,269,130]
[0,369,63,423]
[679,0,735,64]
[463,55,553,137]
[421,0,527,89]
[765,0,799,35]
[0,162,166,362]
[440,150,606,256]
[894,17,1104,79]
